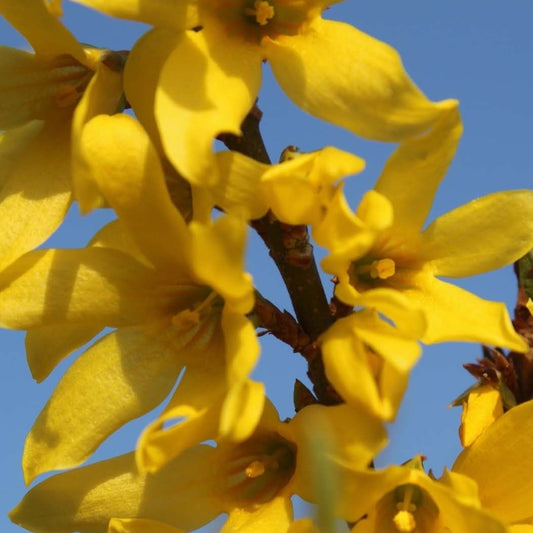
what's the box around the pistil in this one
[245,0,275,25]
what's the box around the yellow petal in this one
[188,216,255,314]
[267,18,457,142]
[72,58,125,212]
[219,379,266,442]
[137,341,227,472]
[25,323,103,382]
[422,190,533,277]
[222,495,292,533]
[11,446,223,533]
[374,105,462,233]
[0,247,161,330]
[262,146,365,226]
[459,385,504,447]
[78,113,191,275]
[0,119,72,270]
[0,0,86,62]
[155,25,262,185]
[213,150,270,220]
[125,28,179,155]
[409,275,526,352]
[23,324,185,484]
[71,0,199,31]
[454,399,533,523]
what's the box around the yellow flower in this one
[0,114,263,485]
[315,106,533,351]
[0,0,125,269]
[10,401,387,533]
[71,0,456,185]
[319,289,426,421]
[209,145,365,224]
[339,456,507,533]
[453,399,533,530]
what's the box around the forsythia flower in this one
[210,146,365,224]
[0,0,125,269]
[10,401,387,533]
[0,114,264,484]
[70,0,456,185]
[339,456,507,533]
[319,289,426,421]
[316,106,533,350]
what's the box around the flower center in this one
[392,485,420,533]
[222,432,296,504]
[244,0,275,25]
[356,258,396,280]
[171,291,219,331]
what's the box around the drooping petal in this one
[0,118,72,271]
[155,25,262,185]
[25,323,103,382]
[71,57,125,212]
[0,0,86,63]
[188,216,255,314]
[77,113,191,276]
[0,247,162,330]
[453,399,533,524]
[23,323,185,484]
[70,0,199,32]
[267,18,457,142]
[422,190,533,277]
[11,446,224,533]
[374,105,463,233]
[409,275,526,351]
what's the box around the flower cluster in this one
[2,2,533,533]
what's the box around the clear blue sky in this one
[2,2,533,532]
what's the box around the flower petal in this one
[422,190,533,277]
[212,150,270,220]
[267,18,457,142]
[0,119,72,270]
[0,0,86,62]
[23,324,185,484]
[374,105,462,233]
[71,0,199,31]
[0,247,162,330]
[25,323,103,382]
[453,399,533,523]
[410,275,526,351]
[222,495,292,533]
[77,113,191,275]
[188,216,255,314]
[72,58,125,212]
[155,25,262,185]
[262,146,365,226]
[11,446,223,533]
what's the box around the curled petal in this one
[267,18,456,142]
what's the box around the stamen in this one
[245,460,266,478]
[393,485,417,532]
[356,258,396,280]
[171,291,217,330]
[245,0,275,25]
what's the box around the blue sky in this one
[2,2,533,532]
